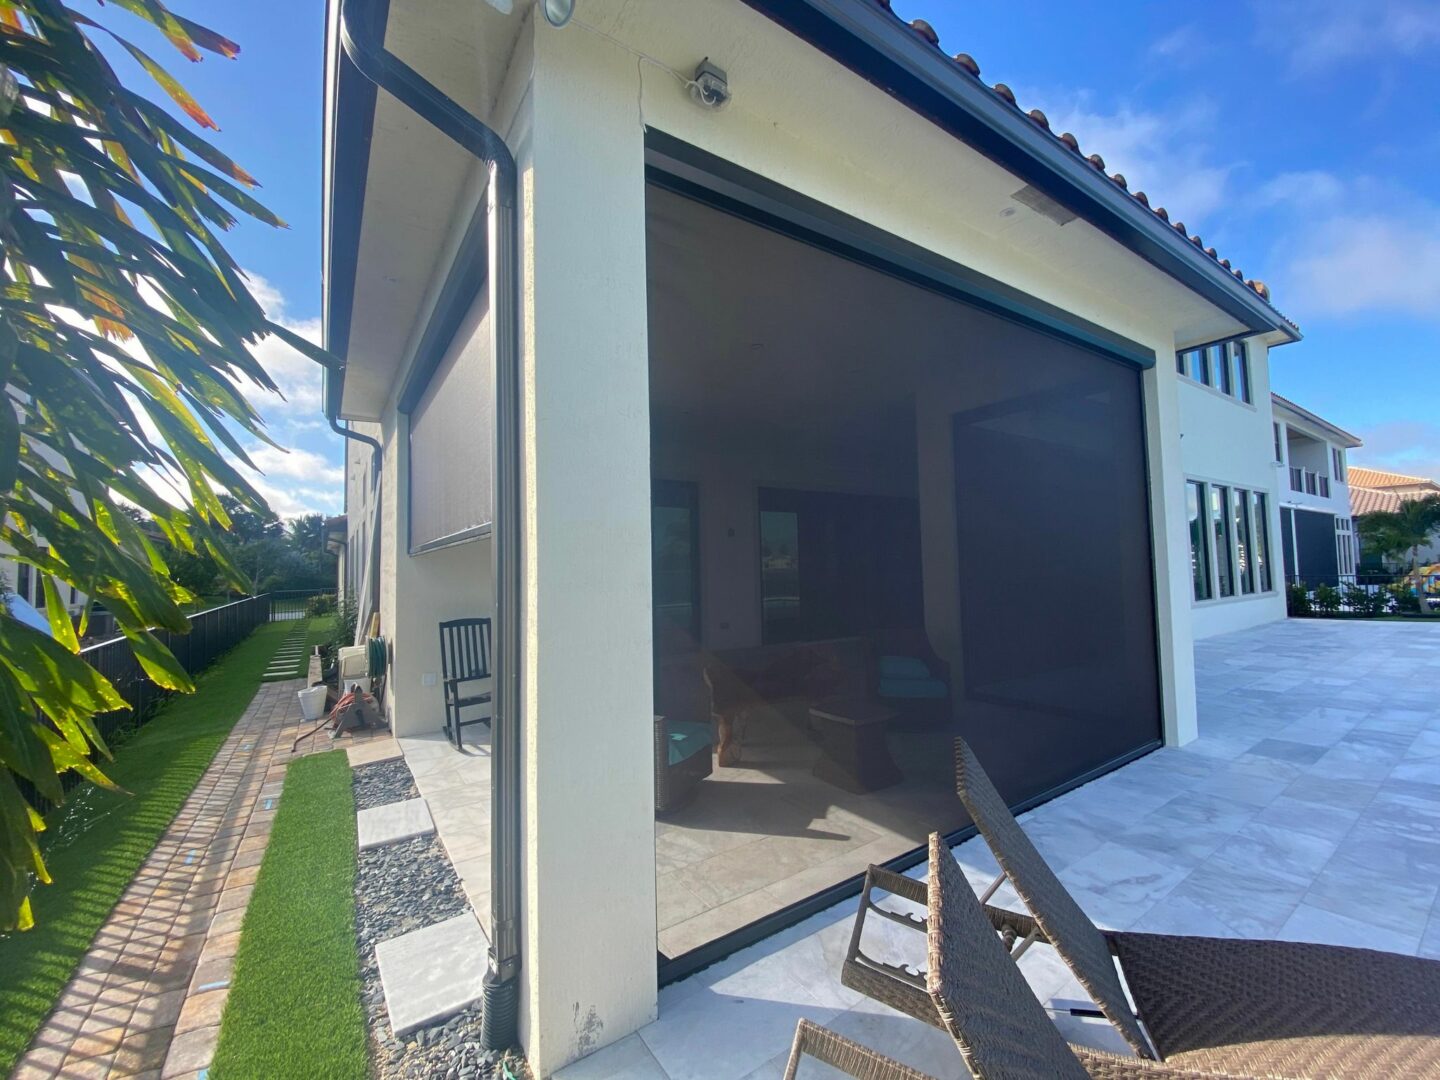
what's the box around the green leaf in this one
[41,576,79,653]
[122,627,193,693]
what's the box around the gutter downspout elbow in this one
[338,0,524,1053]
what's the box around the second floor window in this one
[1332,446,1346,482]
[1176,340,1252,404]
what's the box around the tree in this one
[1355,495,1440,615]
[0,0,333,930]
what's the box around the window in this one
[1189,480,1274,601]
[1290,466,1303,492]
[1252,491,1272,592]
[1211,485,1234,597]
[1318,475,1330,499]
[1175,339,1253,403]
[1332,447,1346,483]
[15,562,31,604]
[758,487,922,644]
[1335,517,1356,577]
[652,480,700,648]
[1187,481,1211,601]
[1230,341,1252,403]
[1232,487,1254,594]
[1273,423,1284,464]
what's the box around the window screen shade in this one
[408,288,493,552]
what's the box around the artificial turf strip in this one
[0,619,295,1077]
[210,749,367,1080]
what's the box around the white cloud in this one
[1149,25,1208,64]
[1035,93,1235,227]
[1354,421,1440,481]
[1285,215,1440,318]
[1259,0,1440,73]
[243,443,343,486]
[1255,174,1440,320]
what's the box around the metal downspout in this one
[337,0,524,1050]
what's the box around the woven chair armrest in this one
[983,902,1047,944]
[783,1019,936,1080]
[1073,1047,1261,1079]
[864,865,927,907]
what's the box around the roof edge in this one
[740,0,1302,342]
[1271,392,1362,448]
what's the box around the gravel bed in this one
[353,757,419,809]
[353,759,525,1080]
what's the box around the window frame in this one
[1187,479,1276,603]
[1174,338,1255,405]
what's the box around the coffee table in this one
[809,697,901,793]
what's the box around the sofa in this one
[702,637,870,765]
[869,627,952,728]
[654,652,713,812]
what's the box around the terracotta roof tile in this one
[1350,487,1405,516]
[1348,466,1440,491]
[867,0,1293,328]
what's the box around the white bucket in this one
[297,684,328,721]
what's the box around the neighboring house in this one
[323,1,1303,1071]
[1347,466,1440,568]
[1174,341,1286,639]
[0,540,89,626]
[1270,394,1361,588]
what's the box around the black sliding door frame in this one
[646,132,1167,987]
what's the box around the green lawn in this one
[210,751,366,1080]
[261,614,336,682]
[0,619,296,1076]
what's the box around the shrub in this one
[1286,582,1312,617]
[320,596,360,672]
[1342,584,1387,617]
[1312,584,1341,615]
[304,593,337,617]
[1389,582,1422,614]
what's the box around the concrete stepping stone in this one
[347,739,403,768]
[357,798,435,850]
[375,912,487,1036]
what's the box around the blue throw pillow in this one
[879,654,931,680]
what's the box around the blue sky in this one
[99,0,1439,514]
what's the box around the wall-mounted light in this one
[542,0,575,27]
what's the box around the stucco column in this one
[518,19,658,1076]
[1144,353,1199,746]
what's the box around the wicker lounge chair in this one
[787,834,1262,1080]
[952,737,1440,1079]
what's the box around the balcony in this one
[1289,467,1330,498]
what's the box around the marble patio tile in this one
[1210,822,1340,887]
[1246,738,1328,765]
[1281,775,1380,812]
[1278,903,1421,955]
[1164,857,1307,938]
[818,996,969,1080]
[1058,843,1192,931]
[1301,851,1436,939]
[637,962,840,1080]
[1420,912,1440,960]
[1128,894,1240,937]
[1251,796,1360,844]
[554,1033,669,1080]
[1193,765,1290,809]
[1389,760,1440,789]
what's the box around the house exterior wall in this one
[326,0,1312,1070]
[514,2,1206,1069]
[1177,341,1287,638]
[1273,405,1357,581]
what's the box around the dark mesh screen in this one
[951,345,1161,803]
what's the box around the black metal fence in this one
[17,593,272,816]
[270,588,331,621]
[1284,572,1439,616]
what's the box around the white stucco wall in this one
[338,0,1303,1069]
[1178,339,1287,638]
